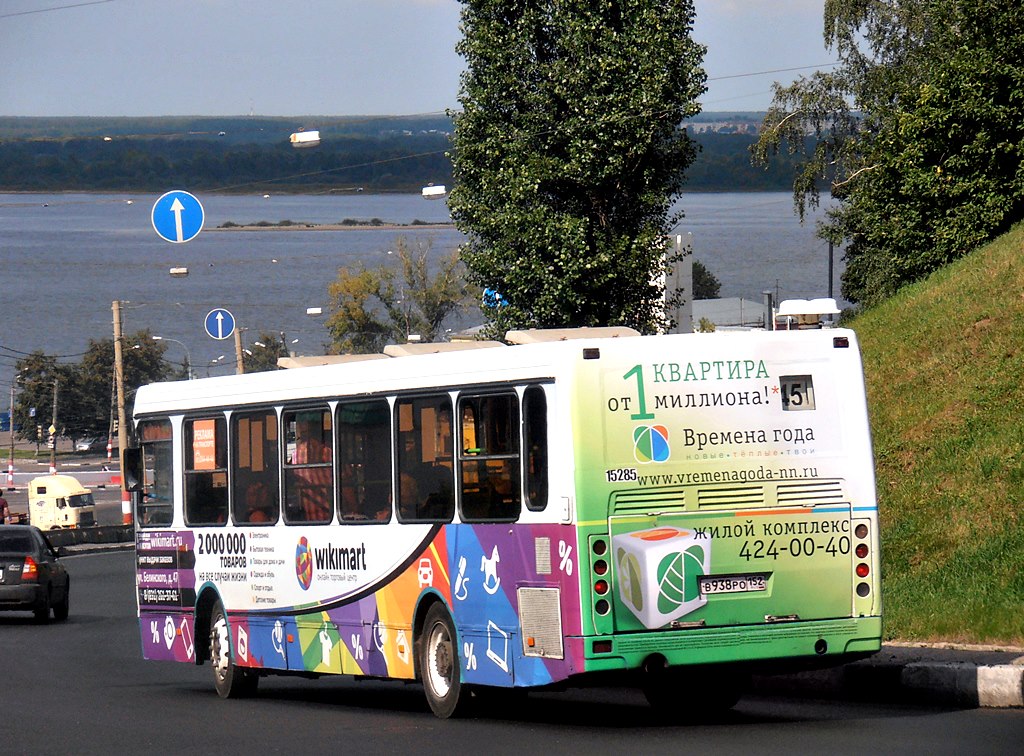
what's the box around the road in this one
[2,551,1021,754]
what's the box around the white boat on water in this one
[289,130,321,148]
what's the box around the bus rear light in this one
[595,599,610,615]
[855,544,869,558]
[833,336,849,348]
[594,559,608,575]
[855,523,868,539]
[856,563,870,578]
[856,583,871,597]
[593,640,612,654]
[21,556,39,581]
[594,579,609,595]
[593,539,607,556]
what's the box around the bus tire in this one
[210,600,258,698]
[419,603,468,718]
[642,664,747,718]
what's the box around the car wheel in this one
[53,579,70,621]
[209,600,258,698]
[33,586,52,623]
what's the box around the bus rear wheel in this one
[210,601,258,698]
[419,603,468,718]
[641,663,747,719]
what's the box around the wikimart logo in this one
[295,537,313,591]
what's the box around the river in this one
[0,191,840,389]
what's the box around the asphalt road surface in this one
[2,551,1021,755]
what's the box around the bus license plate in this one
[699,574,767,595]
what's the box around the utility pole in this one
[49,379,58,475]
[7,379,15,491]
[828,240,835,300]
[234,328,245,375]
[112,300,131,525]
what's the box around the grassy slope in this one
[852,223,1024,644]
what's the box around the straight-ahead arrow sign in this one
[152,190,204,244]
[204,308,235,341]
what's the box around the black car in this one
[0,525,70,622]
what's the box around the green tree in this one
[692,259,720,300]
[12,352,77,444]
[449,0,706,334]
[753,0,1024,306]
[13,332,171,443]
[325,238,476,354]
[242,332,288,372]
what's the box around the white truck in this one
[28,475,96,530]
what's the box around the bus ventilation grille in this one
[518,587,564,659]
[776,479,845,506]
[611,487,686,513]
[697,485,765,508]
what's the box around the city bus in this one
[128,326,881,718]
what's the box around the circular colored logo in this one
[633,424,670,463]
[295,536,313,590]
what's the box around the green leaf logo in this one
[656,545,706,613]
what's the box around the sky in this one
[0,0,833,117]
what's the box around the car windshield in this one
[0,532,33,553]
[69,493,94,507]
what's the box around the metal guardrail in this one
[44,524,135,547]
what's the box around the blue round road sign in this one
[204,308,235,340]
[152,190,204,244]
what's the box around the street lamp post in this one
[152,336,193,380]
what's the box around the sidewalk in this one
[751,641,1024,708]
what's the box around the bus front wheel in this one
[210,601,258,698]
[419,603,468,718]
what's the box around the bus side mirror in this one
[123,447,144,492]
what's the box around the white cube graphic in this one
[613,527,711,629]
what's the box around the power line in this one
[707,63,838,82]
[0,0,115,20]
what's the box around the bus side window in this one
[232,410,280,525]
[184,417,229,526]
[396,396,454,522]
[458,393,520,523]
[524,385,548,511]
[337,400,392,523]
[283,408,334,524]
[136,419,174,527]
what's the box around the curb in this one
[751,647,1024,708]
[902,662,1024,708]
